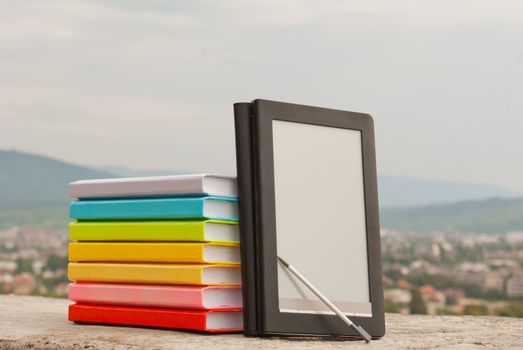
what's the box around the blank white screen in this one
[273,120,371,316]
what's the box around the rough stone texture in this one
[1,295,522,350]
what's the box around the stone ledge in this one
[1,295,522,350]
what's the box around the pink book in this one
[69,283,242,310]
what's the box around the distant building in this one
[0,273,14,284]
[382,275,394,286]
[487,259,518,269]
[13,273,36,295]
[506,231,523,245]
[483,271,505,292]
[53,282,69,296]
[419,284,445,315]
[397,279,412,290]
[0,261,16,273]
[442,288,465,300]
[457,262,489,273]
[409,260,440,275]
[384,289,411,304]
[419,284,445,303]
[32,260,45,275]
[430,243,441,260]
[507,274,523,297]
[454,263,504,292]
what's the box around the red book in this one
[69,303,243,333]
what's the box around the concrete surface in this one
[0,295,522,350]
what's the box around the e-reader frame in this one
[234,99,385,338]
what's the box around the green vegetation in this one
[445,296,457,306]
[436,308,460,316]
[406,274,457,290]
[0,149,113,210]
[409,288,428,315]
[45,254,68,271]
[15,258,34,274]
[0,149,115,228]
[463,304,488,316]
[0,207,67,230]
[40,275,67,295]
[381,197,523,233]
[384,301,401,313]
[495,302,523,317]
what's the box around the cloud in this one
[0,0,522,189]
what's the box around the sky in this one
[1,0,522,191]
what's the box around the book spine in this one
[234,102,259,336]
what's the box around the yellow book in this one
[68,262,241,285]
[68,242,240,264]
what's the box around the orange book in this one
[68,262,241,285]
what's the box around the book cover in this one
[69,174,237,199]
[68,262,241,285]
[69,303,243,333]
[68,283,243,309]
[69,220,239,243]
[68,242,240,264]
[234,102,260,336]
[69,196,238,222]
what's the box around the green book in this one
[69,220,239,243]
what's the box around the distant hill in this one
[381,197,523,233]
[96,171,519,208]
[0,149,115,210]
[378,175,516,208]
[95,171,518,208]
[1,149,521,232]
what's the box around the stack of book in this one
[67,175,243,333]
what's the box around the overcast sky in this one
[1,0,522,191]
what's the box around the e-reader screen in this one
[272,120,372,317]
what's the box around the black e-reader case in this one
[233,99,385,338]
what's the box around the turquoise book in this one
[69,196,238,222]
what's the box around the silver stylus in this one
[277,256,372,343]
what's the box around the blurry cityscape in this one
[382,230,523,317]
[1,225,522,317]
[0,228,68,298]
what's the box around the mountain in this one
[378,175,516,208]
[0,149,115,210]
[1,149,521,232]
[380,197,523,233]
[94,172,517,208]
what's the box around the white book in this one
[69,174,237,199]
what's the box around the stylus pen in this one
[277,256,372,343]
